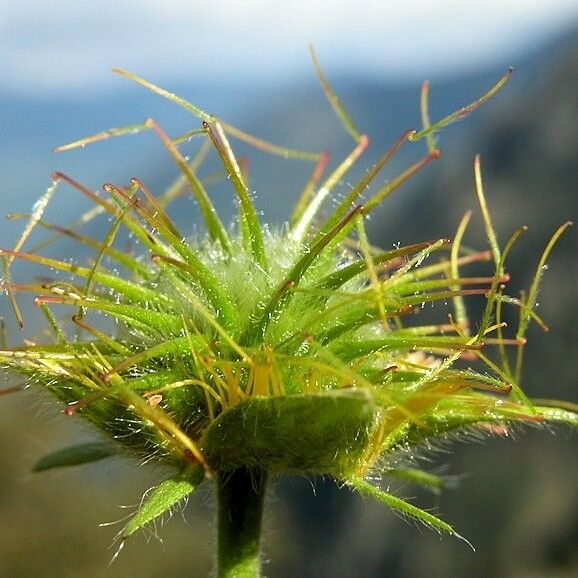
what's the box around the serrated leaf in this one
[122,466,205,539]
[202,390,378,477]
[33,442,117,472]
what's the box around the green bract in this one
[1,51,575,576]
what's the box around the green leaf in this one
[33,442,117,472]
[202,390,378,477]
[122,466,205,540]
[350,477,470,545]
[386,467,446,493]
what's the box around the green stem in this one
[217,468,267,578]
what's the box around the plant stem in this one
[217,467,267,578]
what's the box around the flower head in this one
[1,55,575,547]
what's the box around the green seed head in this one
[1,58,575,545]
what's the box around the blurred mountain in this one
[1,25,578,578]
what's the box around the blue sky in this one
[2,0,578,98]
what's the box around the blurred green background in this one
[1,2,578,576]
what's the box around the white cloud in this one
[1,0,577,97]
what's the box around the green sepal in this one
[32,442,117,472]
[202,389,378,477]
[384,397,578,454]
[535,406,578,427]
[122,465,205,540]
[350,477,470,545]
[386,467,446,493]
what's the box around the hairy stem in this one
[217,468,267,578]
